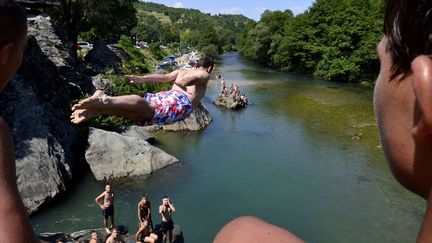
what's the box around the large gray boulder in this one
[121,125,155,143]
[86,128,179,181]
[82,41,130,75]
[0,15,86,214]
[146,103,212,132]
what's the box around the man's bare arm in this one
[95,192,105,208]
[0,118,36,242]
[126,70,180,84]
[169,202,176,212]
[137,203,142,223]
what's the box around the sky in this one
[140,0,316,20]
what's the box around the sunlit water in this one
[31,53,424,243]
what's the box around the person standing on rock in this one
[0,0,37,242]
[70,55,214,126]
[95,184,115,231]
[138,194,153,231]
[159,195,176,243]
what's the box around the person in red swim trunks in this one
[70,56,214,125]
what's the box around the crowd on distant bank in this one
[217,74,249,107]
[54,185,175,243]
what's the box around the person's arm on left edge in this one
[0,118,36,242]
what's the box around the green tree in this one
[240,0,384,83]
[134,1,252,55]
[81,0,137,41]
[198,26,221,54]
[49,0,137,55]
[131,15,162,42]
[201,44,218,58]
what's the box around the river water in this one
[31,53,424,243]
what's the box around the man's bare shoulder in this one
[411,55,432,83]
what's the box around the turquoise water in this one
[31,53,424,242]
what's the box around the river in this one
[31,53,424,243]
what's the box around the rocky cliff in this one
[0,15,88,214]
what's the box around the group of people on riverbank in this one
[81,184,176,243]
[217,74,249,107]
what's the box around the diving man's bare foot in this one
[70,109,101,124]
[72,90,108,111]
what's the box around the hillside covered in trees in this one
[48,0,384,83]
[237,0,384,83]
[47,0,252,59]
[133,1,252,57]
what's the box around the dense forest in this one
[49,0,384,83]
[132,2,252,57]
[237,0,384,83]
[48,0,251,58]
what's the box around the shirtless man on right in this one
[159,195,176,243]
[216,0,432,242]
[70,56,214,126]
[95,184,115,231]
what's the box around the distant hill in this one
[136,1,252,28]
[134,1,254,55]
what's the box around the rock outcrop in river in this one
[214,95,249,110]
[214,96,241,109]
[145,103,212,132]
[86,127,179,181]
